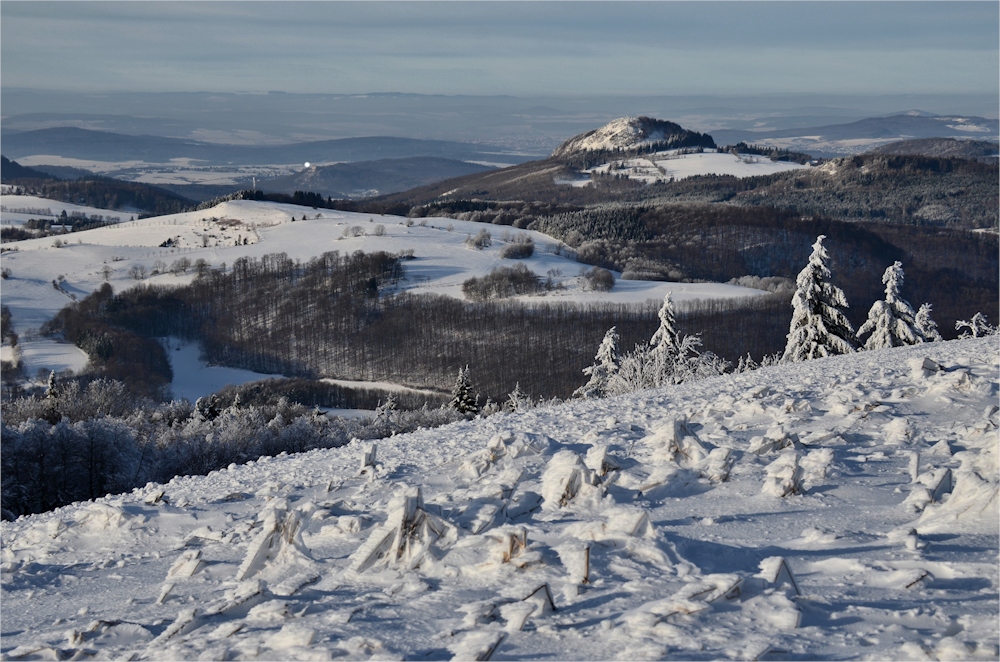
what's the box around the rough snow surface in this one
[2,338,997,660]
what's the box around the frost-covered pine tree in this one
[858,262,925,350]
[649,293,682,358]
[782,235,857,362]
[448,366,480,416]
[573,326,620,399]
[915,303,942,342]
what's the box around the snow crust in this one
[2,338,997,660]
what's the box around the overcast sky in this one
[2,1,997,97]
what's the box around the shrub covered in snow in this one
[462,264,544,301]
[498,235,535,259]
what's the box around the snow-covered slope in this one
[2,338,997,660]
[581,150,810,185]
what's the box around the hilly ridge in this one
[0,127,529,167]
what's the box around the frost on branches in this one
[858,262,932,350]
[604,293,727,396]
[782,235,857,362]
[573,326,620,399]
[955,312,997,339]
[915,303,942,342]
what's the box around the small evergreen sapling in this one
[573,326,620,399]
[782,235,857,362]
[449,366,480,416]
[915,303,942,342]
[858,262,927,349]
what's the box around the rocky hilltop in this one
[551,116,715,158]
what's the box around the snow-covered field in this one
[581,150,809,185]
[10,157,295,188]
[1,338,996,660]
[0,196,764,383]
[163,340,284,404]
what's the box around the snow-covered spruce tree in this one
[41,370,61,424]
[782,235,858,362]
[448,365,480,416]
[858,262,926,350]
[915,303,942,342]
[573,326,620,399]
[649,292,682,357]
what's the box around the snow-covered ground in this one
[9,157,295,188]
[0,196,765,381]
[581,150,809,185]
[1,338,996,660]
[163,339,284,404]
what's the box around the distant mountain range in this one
[0,127,529,167]
[867,137,998,162]
[256,157,494,198]
[711,113,999,157]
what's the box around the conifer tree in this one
[649,293,682,358]
[782,235,857,362]
[915,303,941,341]
[573,326,620,399]
[448,365,480,416]
[858,262,925,349]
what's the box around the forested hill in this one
[377,151,998,231]
[1,155,57,181]
[2,167,197,216]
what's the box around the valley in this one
[1,93,997,661]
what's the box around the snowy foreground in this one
[2,338,998,661]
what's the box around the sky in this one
[1,1,997,98]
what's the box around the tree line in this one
[43,249,792,403]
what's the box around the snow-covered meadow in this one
[582,150,810,186]
[0,195,764,388]
[1,337,996,660]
